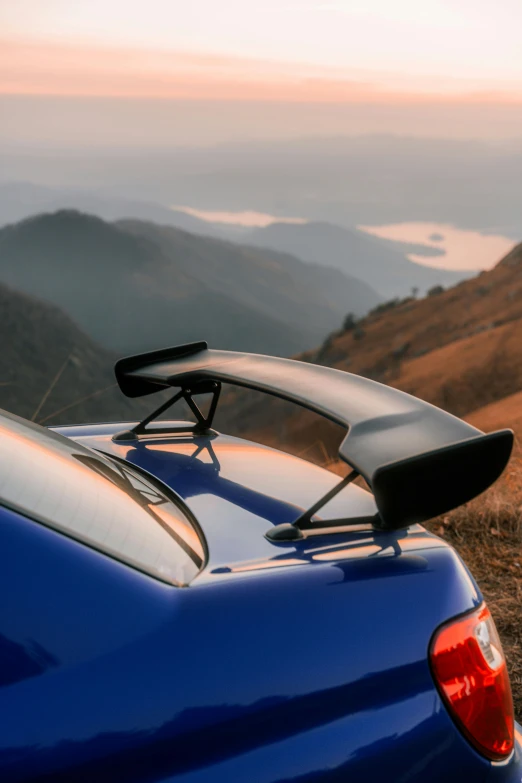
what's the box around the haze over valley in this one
[1,0,522,425]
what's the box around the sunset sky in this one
[2,0,522,145]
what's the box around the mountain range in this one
[5,137,521,236]
[1,221,521,443]
[0,181,478,301]
[0,210,379,357]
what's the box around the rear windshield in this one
[0,410,205,585]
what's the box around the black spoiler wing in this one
[115,341,513,530]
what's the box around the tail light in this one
[430,603,514,761]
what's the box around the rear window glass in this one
[0,411,205,585]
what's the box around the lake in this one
[173,206,307,228]
[356,222,515,271]
[174,207,516,271]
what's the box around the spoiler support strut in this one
[266,469,363,541]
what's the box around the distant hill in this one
[218,241,522,464]
[7,136,521,235]
[246,221,476,299]
[0,281,153,425]
[0,182,226,237]
[0,211,380,357]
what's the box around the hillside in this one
[0,211,380,357]
[466,391,522,436]
[119,219,377,336]
[218,241,522,463]
[246,221,476,299]
[0,281,154,425]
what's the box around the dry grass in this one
[425,446,522,719]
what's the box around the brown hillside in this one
[219,241,522,464]
[466,390,522,437]
[301,240,522,420]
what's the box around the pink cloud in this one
[2,38,522,104]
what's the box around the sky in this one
[1,0,522,145]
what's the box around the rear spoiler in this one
[115,341,513,534]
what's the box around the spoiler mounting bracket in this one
[266,469,370,541]
[112,381,221,442]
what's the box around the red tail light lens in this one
[430,604,514,761]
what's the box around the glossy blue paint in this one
[0,418,520,781]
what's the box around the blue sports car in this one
[1,341,521,782]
